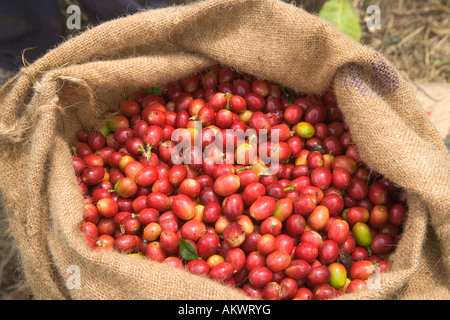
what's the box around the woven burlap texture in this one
[0,0,449,300]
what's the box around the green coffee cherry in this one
[352,222,372,247]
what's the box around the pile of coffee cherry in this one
[75,64,407,300]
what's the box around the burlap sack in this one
[0,0,449,300]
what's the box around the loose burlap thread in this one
[0,0,449,300]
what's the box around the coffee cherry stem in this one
[237,166,250,173]
[224,92,233,109]
[257,170,271,177]
[284,184,297,192]
[139,143,153,161]
[248,134,257,144]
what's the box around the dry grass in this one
[298,0,450,83]
[361,0,450,83]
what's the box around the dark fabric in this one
[79,0,170,22]
[0,0,64,71]
[0,1,170,71]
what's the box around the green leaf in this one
[98,124,111,138]
[435,60,450,67]
[319,0,362,42]
[178,239,199,261]
[383,37,401,48]
[274,82,296,105]
[276,82,287,96]
[146,85,163,96]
